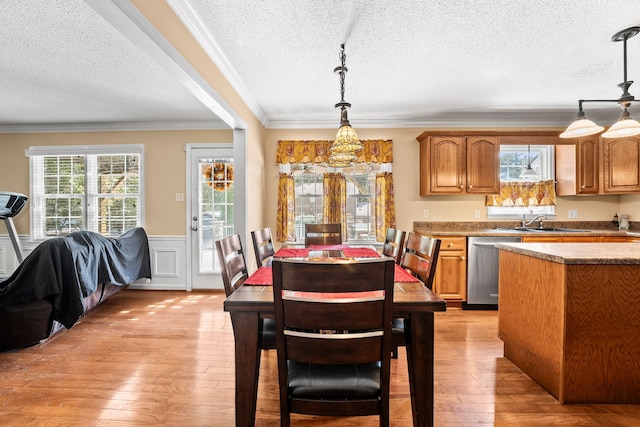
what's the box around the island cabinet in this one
[419,136,499,195]
[555,135,599,195]
[601,136,640,193]
[432,236,466,303]
[498,243,640,404]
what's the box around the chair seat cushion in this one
[288,361,381,399]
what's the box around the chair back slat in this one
[400,233,441,289]
[215,234,248,296]
[382,227,406,264]
[251,227,275,267]
[304,223,342,246]
[272,257,395,421]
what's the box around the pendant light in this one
[561,27,640,139]
[520,145,539,179]
[328,44,363,168]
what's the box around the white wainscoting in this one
[0,234,190,290]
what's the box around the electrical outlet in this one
[423,209,429,219]
[175,193,184,202]
[474,210,481,219]
[568,209,578,219]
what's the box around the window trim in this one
[488,144,556,220]
[26,144,145,240]
[285,163,389,244]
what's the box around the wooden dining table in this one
[223,246,447,427]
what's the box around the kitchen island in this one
[496,242,640,404]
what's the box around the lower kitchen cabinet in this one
[432,236,467,303]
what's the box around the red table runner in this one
[243,264,419,285]
[274,247,310,258]
[308,244,346,250]
[342,247,381,258]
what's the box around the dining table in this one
[223,245,447,427]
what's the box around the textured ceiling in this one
[2,0,640,132]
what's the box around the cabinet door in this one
[433,250,466,301]
[577,136,599,194]
[556,138,599,195]
[602,137,640,193]
[466,137,500,194]
[427,137,465,194]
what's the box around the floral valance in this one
[485,180,556,207]
[276,139,393,164]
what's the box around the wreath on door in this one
[205,163,234,191]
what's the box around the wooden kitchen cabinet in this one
[555,135,599,195]
[419,136,499,195]
[601,136,640,193]
[432,236,466,303]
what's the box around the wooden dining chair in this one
[382,227,406,264]
[215,234,275,350]
[304,223,342,246]
[251,226,275,267]
[272,257,395,427]
[392,233,441,358]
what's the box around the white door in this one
[188,145,235,290]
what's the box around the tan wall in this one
[0,130,233,236]
[620,194,640,222]
[265,128,622,236]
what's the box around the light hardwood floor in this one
[1,289,639,426]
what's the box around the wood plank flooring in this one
[1,289,639,426]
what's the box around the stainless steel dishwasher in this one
[464,235,521,309]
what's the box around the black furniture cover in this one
[0,227,151,329]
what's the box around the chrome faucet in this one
[523,214,547,228]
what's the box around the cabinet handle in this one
[459,256,465,261]
[447,243,454,247]
[468,185,473,189]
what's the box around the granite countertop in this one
[495,242,640,265]
[414,220,640,238]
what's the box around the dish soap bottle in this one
[613,213,619,227]
[619,214,630,230]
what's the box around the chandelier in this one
[328,44,363,167]
[560,27,640,139]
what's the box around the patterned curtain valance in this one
[485,180,556,207]
[276,139,393,164]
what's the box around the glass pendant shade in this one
[519,165,539,179]
[328,125,361,167]
[601,117,640,138]
[519,145,539,180]
[559,118,604,138]
[331,125,363,154]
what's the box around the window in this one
[487,145,556,219]
[26,145,144,240]
[290,163,382,242]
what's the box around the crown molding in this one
[0,120,229,134]
[166,0,269,129]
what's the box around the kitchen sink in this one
[494,227,590,233]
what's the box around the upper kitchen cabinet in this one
[418,135,499,195]
[601,136,640,193]
[555,135,599,195]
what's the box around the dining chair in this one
[215,234,275,349]
[304,223,342,246]
[392,232,441,358]
[251,226,275,267]
[272,257,395,427]
[381,227,406,264]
